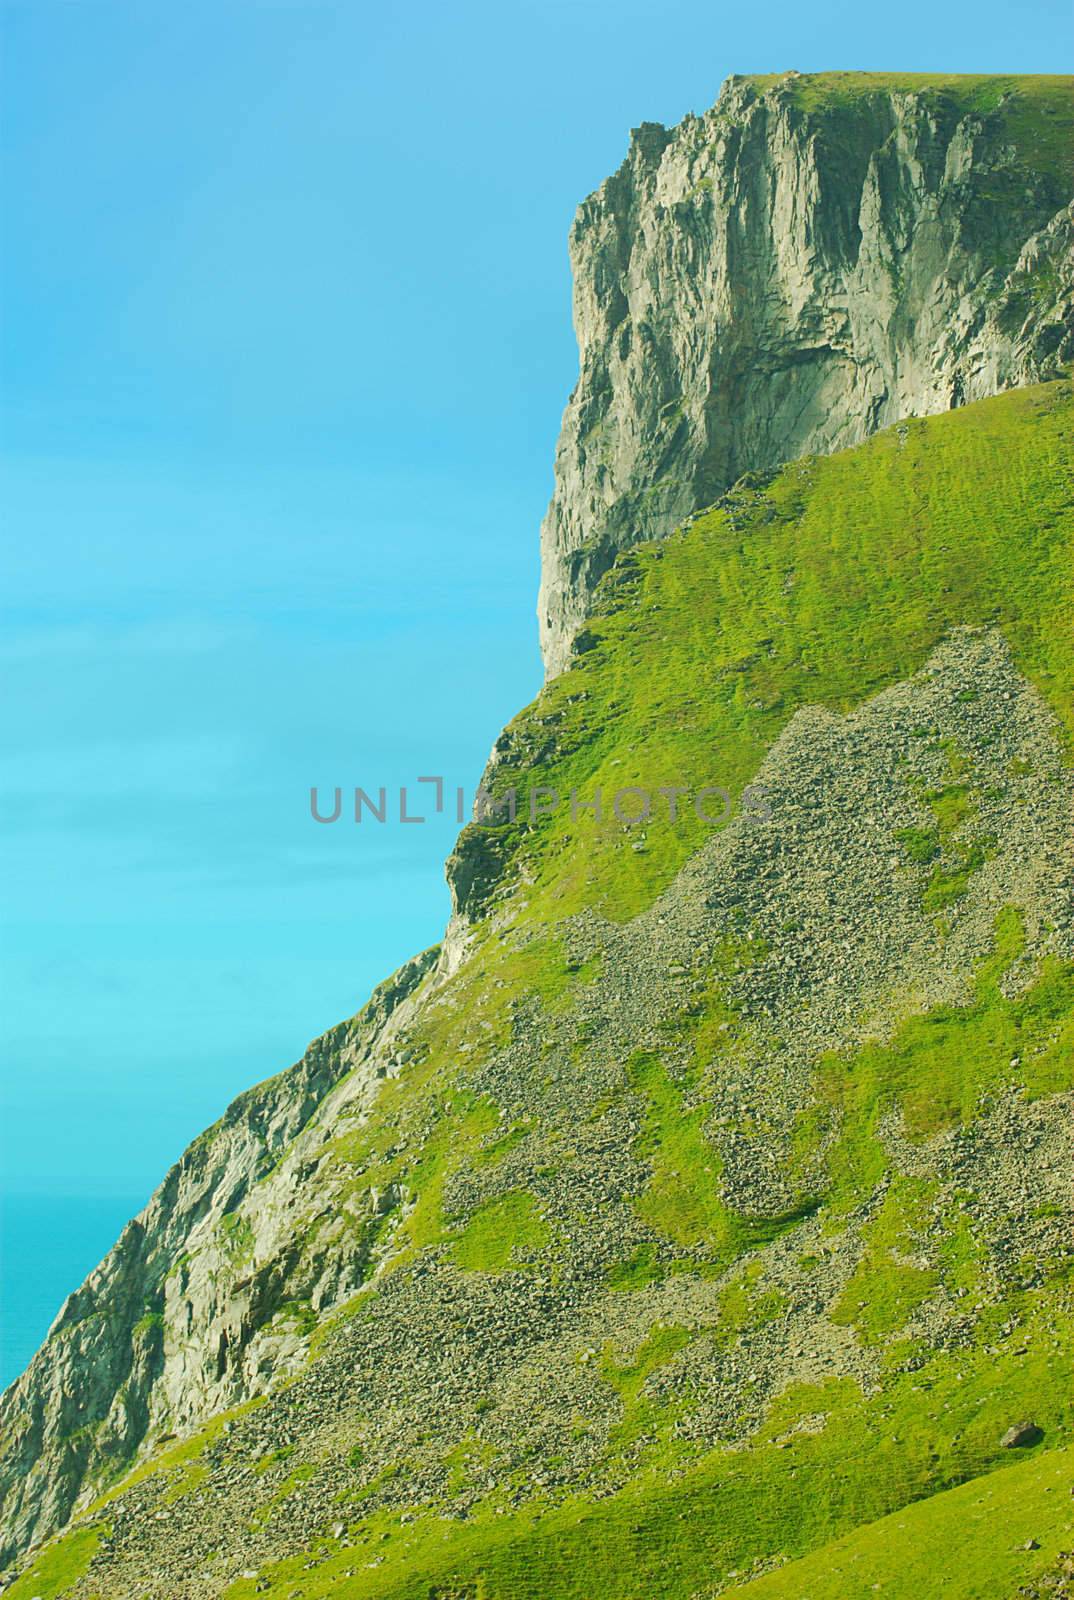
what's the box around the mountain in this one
[538,72,1073,675]
[2,71,1072,1600]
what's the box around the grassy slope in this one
[724,1445,1074,1600]
[463,378,1072,926]
[20,382,1073,1597]
[205,382,1073,1599]
[301,386,1074,1326]
[5,1526,101,1600]
[213,1290,1071,1599]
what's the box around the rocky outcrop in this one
[0,948,436,1568]
[539,73,1074,675]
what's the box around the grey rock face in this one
[0,947,436,1568]
[539,74,1074,676]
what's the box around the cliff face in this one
[0,949,435,1568]
[539,72,1074,675]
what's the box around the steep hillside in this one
[538,70,1074,674]
[2,375,1071,1599]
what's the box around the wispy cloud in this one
[0,617,241,661]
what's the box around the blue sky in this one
[1,0,1070,1209]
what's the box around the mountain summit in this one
[2,72,1072,1600]
[538,72,1073,674]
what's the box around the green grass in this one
[921,836,994,912]
[753,74,1074,190]
[627,1050,735,1253]
[86,1398,266,1514]
[896,748,999,917]
[452,1191,553,1272]
[272,1298,319,1336]
[219,1272,1073,1600]
[249,1463,318,1533]
[599,1324,696,1409]
[308,368,1074,1299]
[718,1258,788,1336]
[621,902,1072,1289]
[723,1446,1074,1598]
[606,1242,667,1291]
[315,1079,505,1305]
[454,379,1073,927]
[471,1121,531,1169]
[218,1210,255,1263]
[893,825,940,866]
[831,1252,938,1347]
[4,1524,103,1599]
[802,909,1074,1218]
[624,1051,813,1264]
